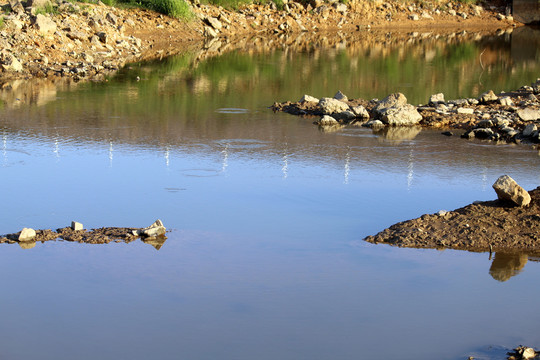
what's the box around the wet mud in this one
[364,187,540,254]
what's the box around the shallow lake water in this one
[1,28,540,360]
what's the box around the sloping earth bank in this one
[364,187,540,254]
[0,0,517,81]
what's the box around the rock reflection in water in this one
[374,126,422,143]
[489,252,529,282]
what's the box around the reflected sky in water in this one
[1,30,540,360]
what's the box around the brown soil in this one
[364,187,540,254]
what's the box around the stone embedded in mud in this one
[492,175,531,207]
[517,108,540,121]
[33,14,57,35]
[318,97,350,115]
[381,104,422,126]
[317,115,338,125]
[18,228,36,242]
[299,94,319,103]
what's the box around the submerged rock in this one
[492,175,531,207]
[317,115,338,125]
[299,94,319,103]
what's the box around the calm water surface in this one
[1,29,540,360]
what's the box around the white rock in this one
[351,105,369,119]
[374,93,408,116]
[299,94,319,103]
[18,228,36,242]
[429,93,445,105]
[71,221,83,231]
[498,96,514,106]
[142,219,166,237]
[479,90,498,103]
[521,347,536,360]
[206,17,222,30]
[318,97,350,114]
[492,175,531,207]
[517,108,540,121]
[457,107,474,114]
[381,104,422,126]
[33,14,57,35]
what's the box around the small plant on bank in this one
[35,2,59,15]
[142,0,193,19]
[0,16,4,30]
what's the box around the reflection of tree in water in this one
[489,253,528,282]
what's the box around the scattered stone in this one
[18,228,36,242]
[318,115,339,125]
[373,93,408,116]
[457,107,474,114]
[0,52,23,72]
[318,97,350,114]
[351,105,369,119]
[106,12,118,26]
[96,31,107,43]
[333,90,348,102]
[33,14,57,35]
[429,93,445,105]
[499,96,514,106]
[71,221,83,231]
[442,131,453,136]
[448,9,457,16]
[364,119,384,128]
[141,219,166,238]
[522,123,537,137]
[206,16,222,30]
[381,104,422,126]
[492,175,531,207]
[517,108,540,121]
[479,90,498,103]
[472,128,494,139]
[408,14,419,20]
[300,94,319,103]
[496,13,506,20]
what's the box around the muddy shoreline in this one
[364,186,540,254]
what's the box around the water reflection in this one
[489,252,529,282]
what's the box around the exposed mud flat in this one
[364,187,540,254]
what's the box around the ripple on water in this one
[215,108,250,114]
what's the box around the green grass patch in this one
[35,2,60,14]
[200,0,252,10]
[0,16,4,30]
[110,0,193,19]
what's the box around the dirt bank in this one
[364,186,540,254]
[0,0,518,81]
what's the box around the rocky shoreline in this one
[0,0,519,82]
[271,78,540,145]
